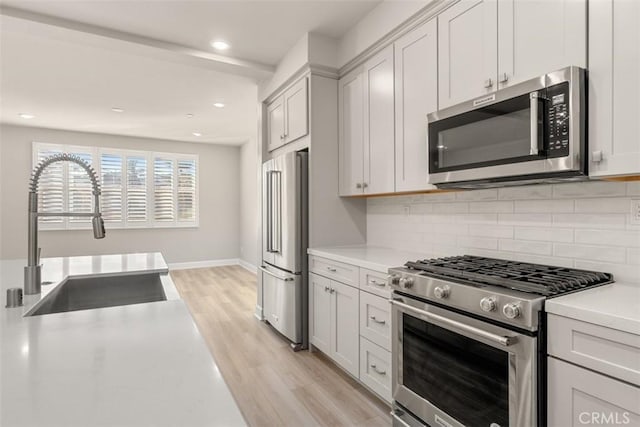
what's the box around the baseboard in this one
[168,258,240,271]
[238,259,258,274]
[254,304,263,320]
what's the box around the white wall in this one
[0,124,241,264]
[240,137,259,270]
[337,0,434,68]
[367,181,640,284]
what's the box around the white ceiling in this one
[0,1,381,145]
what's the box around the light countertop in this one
[308,245,428,273]
[546,282,640,335]
[0,253,246,427]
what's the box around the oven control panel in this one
[546,82,571,158]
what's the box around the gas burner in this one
[405,255,612,297]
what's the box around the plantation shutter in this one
[126,156,147,223]
[67,151,94,224]
[154,157,175,222]
[36,147,64,224]
[100,153,123,223]
[177,159,196,222]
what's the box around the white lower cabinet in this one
[548,357,640,427]
[309,256,393,404]
[309,272,359,378]
[359,337,392,403]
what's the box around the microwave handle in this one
[530,92,541,155]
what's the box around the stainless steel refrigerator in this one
[260,151,308,350]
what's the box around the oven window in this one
[403,313,509,427]
[429,93,543,173]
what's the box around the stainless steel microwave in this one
[427,66,586,189]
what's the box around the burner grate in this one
[405,255,612,296]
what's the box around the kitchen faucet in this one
[25,153,105,295]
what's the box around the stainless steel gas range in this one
[389,255,612,427]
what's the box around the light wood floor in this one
[171,266,391,427]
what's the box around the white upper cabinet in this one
[438,0,498,109]
[283,77,309,143]
[266,76,308,152]
[497,0,586,88]
[439,0,587,109]
[338,68,365,196]
[266,96,285,152]
[363,45,395,195]
[339,45,395,196]
[589,0,640,177]
[394,19,438,192]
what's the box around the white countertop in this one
[0,253,246,427]
[546,282,640,335]
[308,245,428,273]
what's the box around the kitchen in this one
[1,0,639,426]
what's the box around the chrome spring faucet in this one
[25,153,106,295]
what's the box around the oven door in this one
[391,294,537,427]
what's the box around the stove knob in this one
[434,285,450,299]
[399,277,414,289]
[390,274,401,286]
[503,302,522,319]
[480,297,497,312]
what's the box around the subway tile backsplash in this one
[367,181,640,284]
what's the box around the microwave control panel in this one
[546,82,570,158]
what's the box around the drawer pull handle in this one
[370,280,386,287]
[370,316,386,325]
[370,364,386,375]
[326,267,337,272]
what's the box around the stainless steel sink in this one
[26,273,167,316]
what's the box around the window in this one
[33,142,199,229]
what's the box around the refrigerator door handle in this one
[265,170,273,253]
[271,170,282,253]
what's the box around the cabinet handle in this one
[356,183,362,189]
[499,73,509,83]
[330,288,335,294]
[592,150,604,163]
[280,134,285,140]
[370,316,386,325]
[362,183,368,189]
[369,280,386,287]
[370,364,386,375]
[324,286,330,292]
[326,267,337,272]
[484,78,494,89]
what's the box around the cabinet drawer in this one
[359,268,391,299]
[548,314,640,386]
[548,357,640,427]
[309,256,359,287]
[360,291,391,350]
[360,337,392,403]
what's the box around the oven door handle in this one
[391,299,517,347]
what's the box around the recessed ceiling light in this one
[18,113,35,119]
[211,40,230,50]
[192,132,202,137]
[213,102,225,108]
[186,113,194,118]
[111,107,124,113]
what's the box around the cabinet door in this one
[394,19,438,192]
[267,96,285,152]
[309,273,331,353]
[363,45,395,195]
[498,0,586,88]
[283,77,308,143]
[548,357,640,427]
[338,68,365,196]
[438,0,498,109]
[330,280,359,378]
[589,0,640,177]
